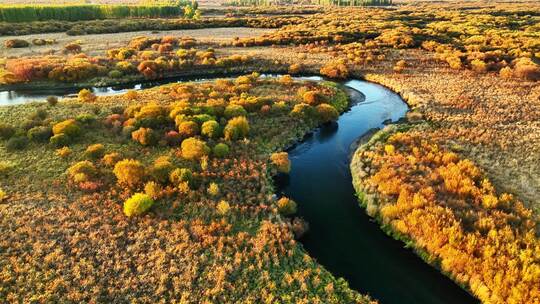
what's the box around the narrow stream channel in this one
[277,79,479,304]
[1,76,479,304]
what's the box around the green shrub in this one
[50,133,70,147]
[201,120,221,139]
[29,108,48,121]
[271,101,289,114]
[46,96,59,106]
[277,197,297,216]
[108,69,123,79]
[6,136,29,151]
[191,114,215,124]
[52,119,81,137]
[113,159,146,188]
[67,160,98,183]
[0,124,16,140]
[32,38,46,46]
[224,116,249,140]
[122,126,137,138]
[0,161,15,177]
[181,137,210,160]
[4,39,29,48]
[85,144,106,159]
[76,113,97,124]
[316,104,339,123]
[213,143,229,158]
[27,126,53,142]
[169,168,193,186]
[224,104,247,118]
[123,193,155,217]
[290,103,316,120]
[150,158,174,184]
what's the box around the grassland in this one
[0,75,366,303]
[0,27,273,57]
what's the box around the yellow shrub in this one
[181,137,210,160]
[56,146,72,158]
[131,127,158,146]
[113,159,146,188]
[207,182,220,197]
[144,181,162,200]
[217,200,230,215]
[78,88,96,102]
[124,90,139,101]
[224,116,249,140]
[0,188,6,201]
[123,193,154,217]
[52,119,81,137]
[102,152,122,167]
[384,144,395,155]
[277,197,297,216]
[85,144,105,159]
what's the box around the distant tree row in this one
[226,0,391,6]
[0,1,197,23]
[313,0,392,5]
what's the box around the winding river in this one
[276,79,479,304]
[0,76,479,304]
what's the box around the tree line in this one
[0,1,197,23]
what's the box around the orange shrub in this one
[131,128,158,146]
[178,121,200,137]
[302,91,324,106]
[320,61,349,79]
[270,152,291,174]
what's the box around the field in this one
[0,27,273,57]
[1,1,539,304]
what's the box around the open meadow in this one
[0,1,539,303]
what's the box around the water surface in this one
[278,80,479,304]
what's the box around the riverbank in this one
[0,60,288,93]
[0,75,377,303]
[350,123,539,304]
